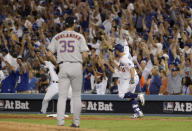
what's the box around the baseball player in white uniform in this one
[40,60,73,116]
[114,44,145,118]
[47,16,89,128]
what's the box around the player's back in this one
[52,30,86,64]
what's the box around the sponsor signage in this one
[0,99,54,112]
[0,98,192,115]
[163,102,192,114]
[82,101,114,112]
[0,100,30,111]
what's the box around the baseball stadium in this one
[0,0,192,131]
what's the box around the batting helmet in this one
[65,16,76,28]
[114,44,124,52]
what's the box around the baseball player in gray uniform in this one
[40,60,73,116]
[47,16,89,128]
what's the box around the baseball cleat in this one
[64,114,69,118]
[39,111,46,114]
[131,111,144,119]
[46,114,69,118]
[138,93,145,106]
[70,123,80,128]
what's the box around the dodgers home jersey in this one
[45,61,58,82]
[119,54,138,80]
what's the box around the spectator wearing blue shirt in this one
[83,64,94,93]
[149,66,162,95]
[0,56,17,93]
[15,57,30,93]
[28,70,38,93]
[1,70,17,93]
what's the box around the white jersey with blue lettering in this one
[117,54,139,97]
[119,54,138,80]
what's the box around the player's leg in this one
[117,78,130,99]
[70,63,83,127]
[130,98,144,118]
[118,78,144,118]
[40,100,48,114]
[57,77,70,126]
[41,83,58,114]
[127,76,144,118]
[122,76,145,105]
[68,86,73,114]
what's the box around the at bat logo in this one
[3,100,30,110]
[86,101,113,112]
[163,102,192,113]
[174,102,192,112]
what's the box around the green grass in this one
[1,114,192,131]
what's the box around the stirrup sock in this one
[130,99,140,113]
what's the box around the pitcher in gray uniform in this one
[47,16,89,127]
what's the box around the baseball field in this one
[0,113,192,131]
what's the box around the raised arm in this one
[1,56,16,72]
[46,50,57,66]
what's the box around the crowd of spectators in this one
[0,0,192,95]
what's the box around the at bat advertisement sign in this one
[1,95,192,115]
[163,102,174,113]
[0,100,30,110]
[81,101,114,113]
[163,102,192,113]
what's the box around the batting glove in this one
[129,77,135,84]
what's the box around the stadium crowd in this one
[0,0,192,95]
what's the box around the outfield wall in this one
[0,94,192,115]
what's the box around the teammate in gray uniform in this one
[47,16,89,128]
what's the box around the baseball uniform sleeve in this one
[79,35,89,52]
[48,37,57,54]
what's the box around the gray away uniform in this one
[48,30,89,126]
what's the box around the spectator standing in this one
[15,57,30,93]
[165,51,185,95]
[149,66,162,95]
[0,56,17,93]
[36,66,49,93]
[159,69,168,95]
[181,76,192,95]
[28,70,38,93]
[83,64,94,93]
[110,77,118,94]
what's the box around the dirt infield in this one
[0,114,105,131]
[0,121,100,131]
